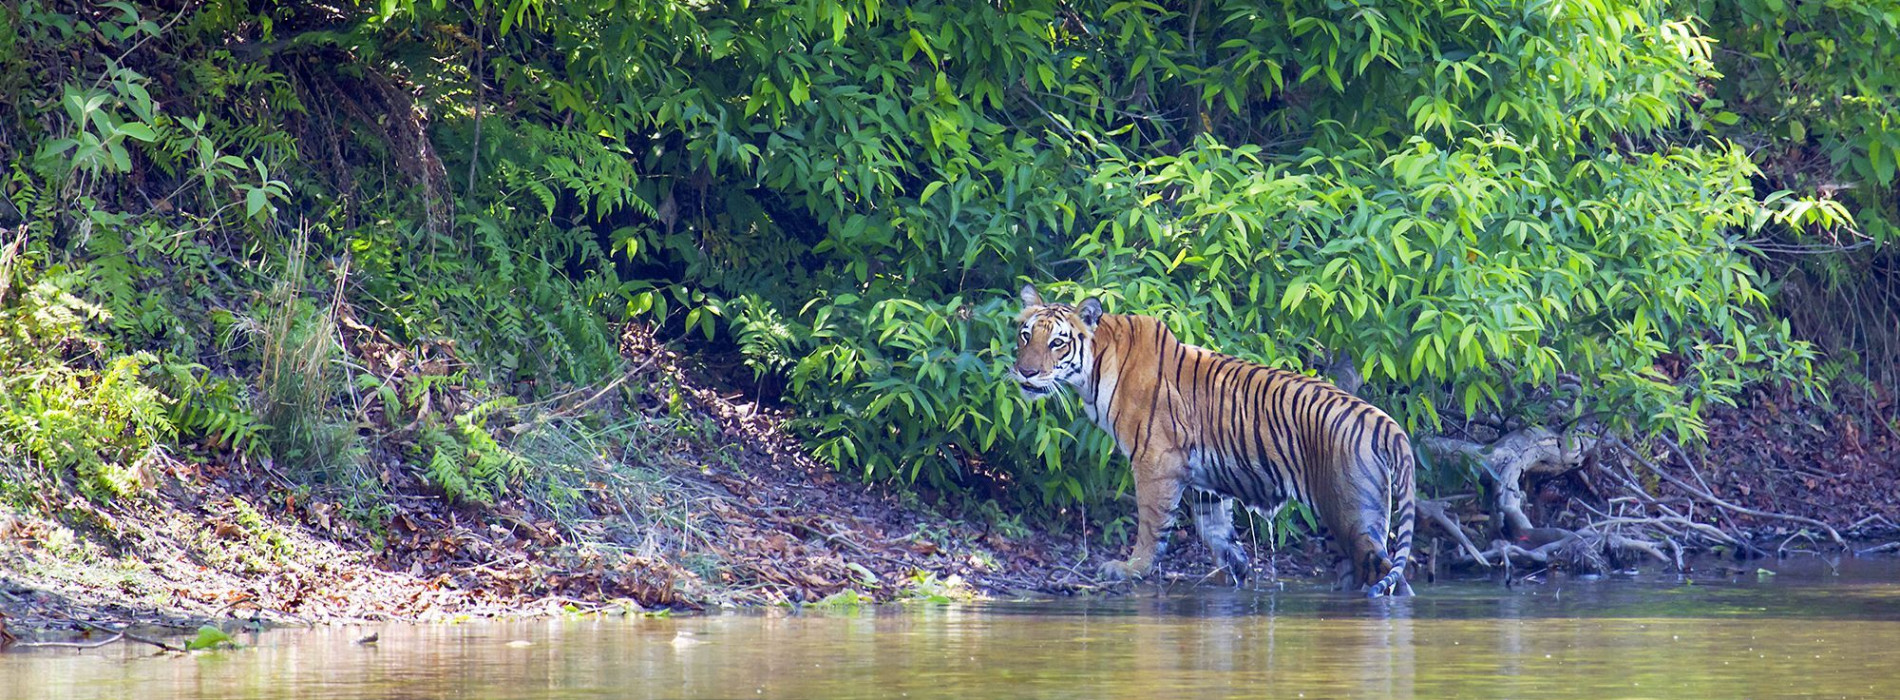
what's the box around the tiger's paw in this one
[1098,558,1150,581]
[1217,547,1251,587]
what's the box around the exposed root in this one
[1420,426,1599,540]
[1420,421,1855,580]
[1619,439,1845,547]
[1455,529,1670,572]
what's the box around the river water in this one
[7,558,1900,699]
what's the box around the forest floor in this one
[2,334,1896,647]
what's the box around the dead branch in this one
[10,620,186,653]
[1605,535,1671,565]
[1321,350,1364,395]
[1620,440,1844,547]
[1856,541,1900,556]
[1576,512,1737,546]
[1420,425,1600,538]
[14,633,126,650]
[76,621,184,653]
[1417,498,1490,567]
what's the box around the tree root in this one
[1452,529,1673,572]
[1420,423,1849,579]
[1421,426,1599,541]
[1418,498,1490,567]
[1619,439,1844,547]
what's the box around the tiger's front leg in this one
[1191,491,1250,586]
[1099,454,1186,581]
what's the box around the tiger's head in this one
[1010,284,1102,401]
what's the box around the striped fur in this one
[1010,285,1416,597]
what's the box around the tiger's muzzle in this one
[1011,366,1057,400]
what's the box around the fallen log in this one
[1419,425,1600,541]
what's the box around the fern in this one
[158,364,270,458]
[415,398,527,504]
[0,352,175,501]
[418,424,480,503]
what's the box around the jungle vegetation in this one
[0,0,1893,537]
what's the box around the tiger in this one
[1009,284,1416,597]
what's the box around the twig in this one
[1622,441,1844,547]
[15,633,126,650]
[1847,514,1897,537]
[1778,530,1821,557]
[510,356,658,421]
[1665,439,1744,536]
[91,1,196,91]
[1855,541,1900,556]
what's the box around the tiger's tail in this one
[1370,437,1417,598]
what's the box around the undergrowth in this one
[0,0,1890,540]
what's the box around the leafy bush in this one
[0,0,1886,520]
[1698,0,1900,385]
[0,274,174,500]
[517,0,1842,507]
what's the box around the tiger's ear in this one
[1079,297,1103,328]
[1019,284,1044,307]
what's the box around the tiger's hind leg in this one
[1321,500,1405,597]
[1190,490,1250,586]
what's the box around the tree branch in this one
[1420,425,1599,538]
[1620,440,1844,546]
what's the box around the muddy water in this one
[8,559,1900,699]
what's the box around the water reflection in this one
[8,559,1900,699]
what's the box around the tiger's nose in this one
[1015,366,1041,379]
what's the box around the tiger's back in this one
[1012,289,1415,596]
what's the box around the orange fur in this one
[1010,285,1416,596]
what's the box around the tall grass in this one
[249,231,361,482]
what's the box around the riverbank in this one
[0,329,1339,645]
[0,337,1050,639]
[3,341,1894,645]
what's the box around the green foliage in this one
[1078,134,1820,443]
[416,398,531,505]
[245,0,1864,513]
[1268,502,1321,551]
[1701,0,1900,241]
[0,0,1889,522]
[1697,1,1900,386]
[0,353,175,501]
[185,625,237,651]
[898,571,978,604]
[0,268,175,501]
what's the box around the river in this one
[7,557,1900,699]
